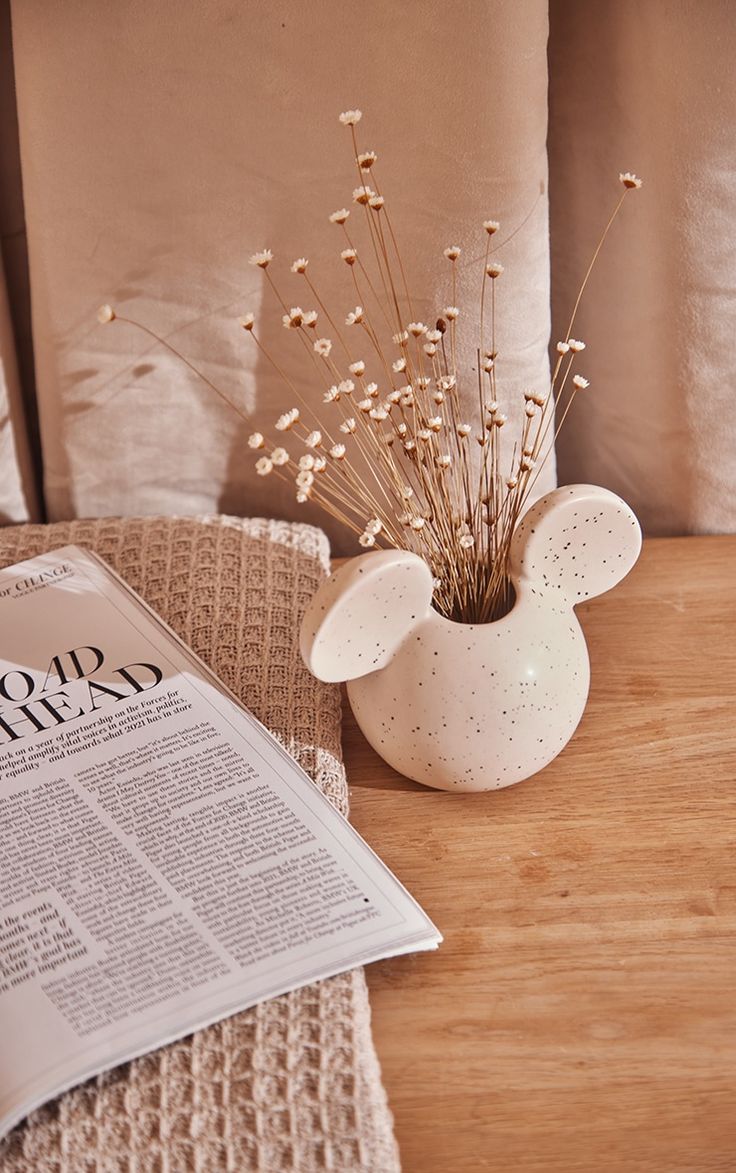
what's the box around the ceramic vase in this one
[301,484,641,792]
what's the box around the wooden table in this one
[345,536,736,1173]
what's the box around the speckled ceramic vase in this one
[301,484,641,792]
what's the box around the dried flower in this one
[275,408,299,431]
[349,360,366,377]
[305,430,323,448]
[426,329,442,343]
[408,322,427,337]
[572,375,590,389]
[345,306,363,325]
[366,517,383,535]
[359,531,376,548]
[525,402,537,417]
[444,306,460,320]
[249,250,273,268]
[393,330,409,345]
[409,516,426,531]
[282,307,304,328]
[353,186,376,205]
[456,423,472,438]
[256,456,273,476]
[369,405,388,421]
[392,356,407,373]
[291,258,308,273]
[620,172,643,189]
[302,310,318,328]
[436,454,452,469]
[556,340,571,354]
[568,338,586,353]
[271,447,289,466]
[458,532,475,549]
[358,151,377,169]
[339,418,357,434]
[443,246,461,261]
[330,443,346,460]
[323,385,340,403]
[428,416,443,432]
[329,208,350,224]
[314,337,333,357]
[238,313,255,331]
[483,220,500,235]
[365,382,379,398]
[299,454,315,471]
[424,343,437,356]
[369,195,385,210]
[296,490,310,504]
[248,432,265,449]
[97,304,116,324]
[485,262,504,279]
[341,248,358,266]
[339,109,362,126]
[296,469,315,489]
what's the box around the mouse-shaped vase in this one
[301,484,641,792]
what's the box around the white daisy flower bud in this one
[400,485,414,499]
[338,379,355,395]
[485,401,499,415]
[403,439,417,452]
[248,432,265,449]
[349,360,366,377]
[366,518,383,535]
[443,306,459,320]
[428,416,443,432]
[369,406,388,421]
[329,208,350,224]
[282,307,304,328]
[299,454,315,471]
[353,186,375,205]
[313,455,327,472]
[443,246,461,261]
[493,413,507,427]
[424,343,437,356]
[323,385,340,403]
[369,195,385,210]
[409,516,426,531]
[418,428,431,442]
[392,357,407,373]
[305,430,323,448]
[358,398,372,412]
[433,391,445,404]
[238,313,255,331]
[436,454,452,469]
[483,219,500,234]
[399,389,415,407]
[290,258,308,273]
[97,304,116,324]
[525,402,537,417]
[249,249,273,268]
[568,338,586,352]
[393,330,409,345]
[456,423,472,438]
[387,388,402,405]
[396,422,408,437]
[520,456,535,472]
[256,456,273,476]
[302,310,318,328]
[296,469,315,489]
[275,408,300,431]
[339,109,362,126]
[345,306,363,325]
[366,382,379,398]
[426,329,442,343]
[340,418,357,434]
[341,248,357,266]
[573,375,590,389]
[556,340,571,354]
[271,447,289,466]
[330,443,346,460]
[485,262,504,279]
[407,322,427,336]
[506,476,518,489]
[359,531,376,548]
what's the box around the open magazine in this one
[0,546,440,1140]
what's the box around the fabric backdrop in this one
[5,0,552,552]
[3,1,735,542]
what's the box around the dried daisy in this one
[329,208,350,224]
[443,246,461,261]
[97,304,116,324]
[620,172,643,189]
[249,249,273,268]
[238,313,255,331]
[483,220,500,235]
[345,306,363,325]
[341,248,358,266]
[256,456,273,476]
[314,337,333,357]
[358,151,377,169]
[291,258,309,274]
[339,109,362,126]
[271,447,289,466]
[248,432,265,449]
[485,262,504,279]
[572,375,590,389]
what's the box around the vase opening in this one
[432,578,517,626]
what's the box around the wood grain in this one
[343,536,736,1173]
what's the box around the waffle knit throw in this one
[0,515,401,1173]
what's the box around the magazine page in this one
[0,546,440,1140]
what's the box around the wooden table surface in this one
[344,535,736,1173]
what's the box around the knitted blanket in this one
[0,516,400,1173]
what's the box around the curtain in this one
[549,0,736,534]
[0,0,38,523]
[3,0,735,541]
[6,0,552,553]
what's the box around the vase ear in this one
[509,484,642,603]
[300,548,434,683]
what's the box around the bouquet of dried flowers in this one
[99,109,640,624]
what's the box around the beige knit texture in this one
[0,515,400,1173]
